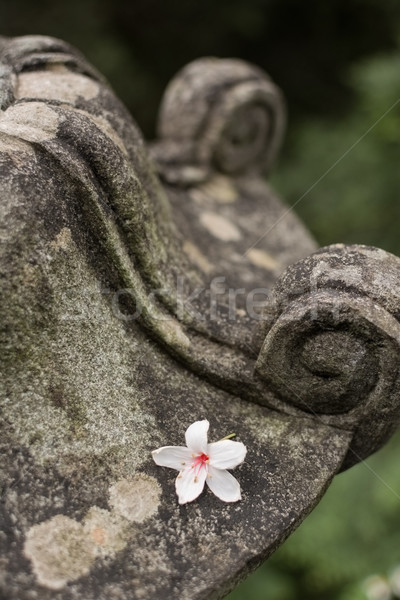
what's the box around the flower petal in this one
[152,446,193,470]
[206,466,242,502]
[175,464,207,504]
[185,420,209,454]
[207,440,247,470]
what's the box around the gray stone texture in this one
[1,35,399,599]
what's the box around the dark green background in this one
[2,1,400,598]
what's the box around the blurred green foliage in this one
[272,53,400,257]
[1,1,400,599]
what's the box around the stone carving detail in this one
[1,34,399,600]
[256,244,400,467]
[152,58,285,183]
[151,60,400,469]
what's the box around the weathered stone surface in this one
[1,35,399,600]
[256,244,400,468]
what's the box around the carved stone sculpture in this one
[1,35,399,600]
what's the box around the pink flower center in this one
[191,453,209,480]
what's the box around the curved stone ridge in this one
[0,37,314,412]
[0,34,104,110]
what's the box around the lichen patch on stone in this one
[108,475,161,523]
[246,248,280,271]
[16,71,100,104]
[0,102,62,142]
[183,240,213,273]
[23,488,154,590]
[199,211,241,242]
[0,132,35,157]
[157,318,191,349]
[200,174,238,203]
[50,227,73,253]
[83,506,129,557]
[23,515,96,591]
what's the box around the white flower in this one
[152,420,247,504]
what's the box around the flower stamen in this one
[191,453,209,477]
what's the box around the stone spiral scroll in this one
[256,244,400,467]
[151,57,286,184]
